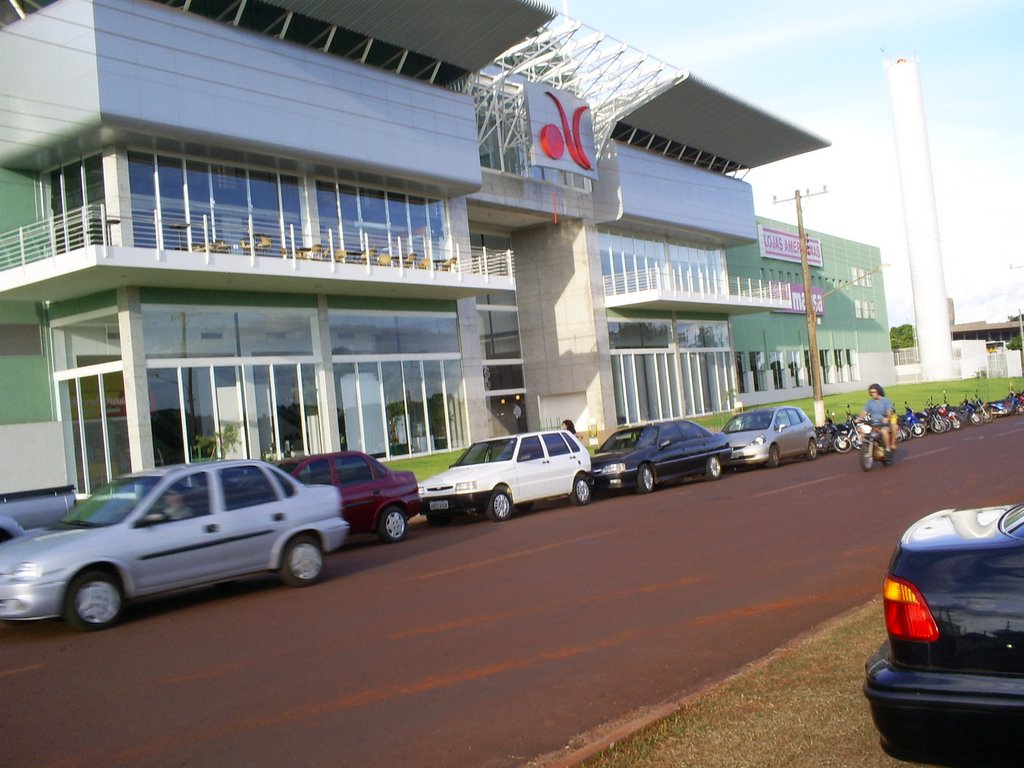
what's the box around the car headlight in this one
[7,562,43,583]
[597,463,627,475]
[753,435,766,445]
[455,480,478,492]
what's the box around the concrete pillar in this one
[117,287,154,471]
[314,295,341,451]
[511,219,615,434]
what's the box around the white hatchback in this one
[418,430,592,524]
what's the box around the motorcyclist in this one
[862,383,897,454]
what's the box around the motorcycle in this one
[858,419,893,471]
[899,403,927,438]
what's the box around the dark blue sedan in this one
[590,419,730,494]
[864,503,1024,760]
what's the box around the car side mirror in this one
[659,439,671,450]
[777,424,787,432]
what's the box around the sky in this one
[566,0,1024,328]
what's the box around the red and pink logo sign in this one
[525,82,597,179]
[538,92,593,170]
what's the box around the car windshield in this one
[454,438,517,466]
[60,475,161,528]
[723,412,773,433]
[598,427,654,453]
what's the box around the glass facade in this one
[329,310,466,458]
[599,230,729,296]
[126,152,450,260]
[52,300,470,492]
[608,318,735,424]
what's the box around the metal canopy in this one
[191,0,557,72]
[618,75,830,171]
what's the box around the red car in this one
[278,452,421,543]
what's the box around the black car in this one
[864,503,1024,759]
[590,419,730,494]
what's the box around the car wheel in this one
[376,506,408,543]
[279,533,324,587]
[805,438,817,461]
[570,473,592,505]
[486,488,514,522]
[705,454,722,481]
[64,569,124,631]
[766,444,781,468]
[636,463,656,494]
[426,513,452,527]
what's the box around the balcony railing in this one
[0,204,515,282]
[603,265,791,307]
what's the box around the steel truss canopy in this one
[487,14,830,174]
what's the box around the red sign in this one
[525,82,598,180]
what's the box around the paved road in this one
[4,417,1023,768]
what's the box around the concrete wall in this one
[592,143,757,242]
[0,0,482,196]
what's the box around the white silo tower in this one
[884,56,957,380]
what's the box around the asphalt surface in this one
[3,416,1023,768]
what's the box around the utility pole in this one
[774,188,828,426]
[1012,265,1024,370]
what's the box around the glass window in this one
[280,174,302,250]
[219,464,278,510]
[316,181,341,248]
[424,360,447,451]
[339,185,361,253]
[404,360,427,454]
[153,474,211,521]
[542,432,571,457]
[608,322,671,350]
[382,361,407,456]
[157,156,186,248]
[479,311,522,359]
[210,164,248,248]
[149,368,184,466]
[297,458,332,486]
[186,162,212,245]
[334,454,373,485]
[128,152,158,248]
[517,435,544,462]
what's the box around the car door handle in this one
[272,513,285,521]
[205,524,219,533]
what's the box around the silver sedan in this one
[0,460,348,630]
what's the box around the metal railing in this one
[0,205,515,282]
[603,265,791,306]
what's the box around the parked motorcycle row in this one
[813,390,1024,466]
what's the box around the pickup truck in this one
[0,485,77,543]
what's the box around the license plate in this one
[429,500,449,511]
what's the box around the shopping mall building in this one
[0,0,892,495]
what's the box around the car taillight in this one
[882,575,939,642]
